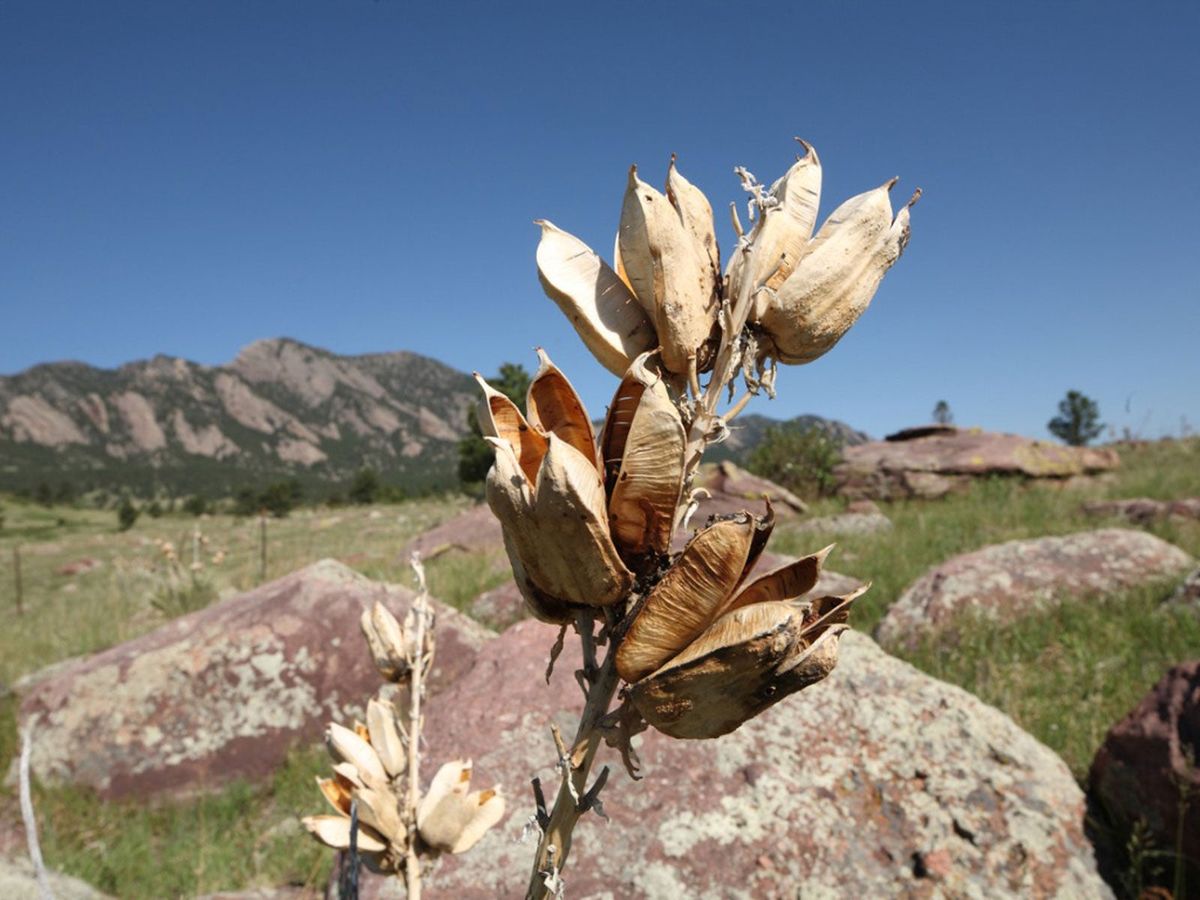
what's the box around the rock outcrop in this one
[1082,497,1200,524]
[402,504,504,559]
[14,560,490,798]
[1087,660,1200,885]
[834,426,1120,500]
[353,621,1109,898]
[875,529,1194,649]
[1167,566,1200,608]
[0,857,111,900]
[693,461,809,519]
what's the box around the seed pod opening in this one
[616,513,769,684]
[598,353,686,561]
[526,348,598,467]
[474,374,547,485]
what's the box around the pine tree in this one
[1048,390,1104,446]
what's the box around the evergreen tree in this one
[1048,390,1104,446]
[932,400,954,425]
[117,497,139,531]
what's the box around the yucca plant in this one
[476,140,919,898]
[303,556,505,898]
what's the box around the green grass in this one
[902,580,1200,778]
[0,495,472,686]
[770,438,1200,633]
[2,438,1198,897]
[35,745,333,897]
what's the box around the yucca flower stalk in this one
[481,139,918,899]
[303,554,504,897]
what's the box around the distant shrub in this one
[747,423,844,500]
[182,494,209,517]
[117,498,139,531]
[146,500,164,518]
[1048,390,1104,447]
[233,487,259,517]
[348,468,382,505]
[259,479,302,518]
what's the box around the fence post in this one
[13,545,23,615]
[258,515,267,583]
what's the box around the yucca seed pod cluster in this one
[535,141,917,378]
[304,721,505,866]
[486,138,914,899]
[477,349,687,622]
[303,595,505,881]
[478,348,869,736]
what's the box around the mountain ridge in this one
[0,338,869,497]
[0,337,477,496]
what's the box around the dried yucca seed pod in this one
[325,722,389,789]
[615,511,773,684]
[360,601,410,682]
[353,784,405,843]
[728,140,823,317]
[303,814,389,854]
[598,353,686,562]
[478,357,633,619]
[535,220,658,376]
[628,588,863,739]
[619,165,718,375]
[366,697,406,779]
[618,530,862,738]
[665,156,720,306]
[755,178,918,364]
[416,760,506,854]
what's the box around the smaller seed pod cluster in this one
[302,599,504,872]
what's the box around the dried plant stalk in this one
[507,144,917,898]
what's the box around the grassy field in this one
[1,437,1197,896]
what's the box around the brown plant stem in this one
[404,556,434,900]
[525,627,622,900]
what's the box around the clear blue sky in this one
[3,1,1198,441]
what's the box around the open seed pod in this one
[366,697,406,779]
[618,531,864,738]
[302,814,389,856]
[728,140,823,317]
[615,509,774,684]
[754,177,918,365]
[325,722,389,789]
[477,356,633,620]
[618,165,718,375]
[535,220,658,376]
[416,760,506,854]
[359,601,409,683]
[598,352,686,564]
[628,586,865,739]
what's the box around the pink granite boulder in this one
[16,560,490,798]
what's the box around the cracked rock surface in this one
[13,560,489,798]
[359,620,1111,899]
